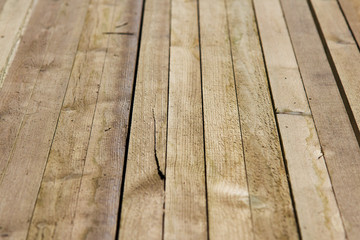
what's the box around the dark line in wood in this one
[115,0,146,238]
[102,32,134,35]
[196,1,210,239]
[115,22,128,28]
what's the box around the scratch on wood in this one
[153,109,165,180]
[102,32,134,35]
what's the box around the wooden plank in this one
[281,0,360,238]
[0,0,90,239]
[26,0,125,238]
[118,0,170,239]
[309,0,360,141]
[163,0,207,238]
[68,0,143,239]
[225,0,298,238]
[254,1,346,238]
[0,0,35,86]
[198,0,253,239]
[338,0,360,47]
[0,0,63,179]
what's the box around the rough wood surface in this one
[118,0,170,239]
[198,0,253,239]
[254,0,345,239]
[309,0,360,141]
[226,0,298,239]
[0,0,89,239]
[27,0,129,238]
[281,0,360,238]
[0,0,35,86]
[68,0,143,239]
[163,0,207,239]
[338,0,360,47]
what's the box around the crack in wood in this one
[153,109,165,180]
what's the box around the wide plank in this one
[164,0,207,238]
[254,1,345,238]
[68,0,143,239]
[198,0,252,238]
[118,0,170,239]
[281,0,360,238]
[27,0,122,238]
[0,0,35,86]
[226,0,298,238]
[0,0,90,239]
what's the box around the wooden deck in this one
[0,0,360,239]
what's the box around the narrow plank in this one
[164,0,207,238]
[117,0,170,239]
[338,0,360,47]
[226,0,298,238]
[198,0,253,239]
[0,0,35,86]
[68,0,143,239]
[27,0,120,239]
[309,0,360,140]
[281,0,360,238]
[254,0,346,238]
[0,0,90,239]
[0,0,63,180]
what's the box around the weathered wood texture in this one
[254,0,345,239]
[164,0,207,239]
[199,0,253,239]
[309,0,360,139]
[226,0,298,238]
[69,0,143,239]
[118,0,170,239]
[0,0,89,239]
[281,0,360,238]
[0,0,35,86]
[27,0,143,238]
[338,0,360,47]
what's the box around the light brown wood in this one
[68,0,143,239]
[198,0,253,239]
[27,0,125,238]
[0,0,35,86]
[0,0,90,239]
[254,0,345,239]
[338,0,360,47]
[226,0,298,238]
[164,0,207,238]
[118,0,170,239]
[0,0,63,182]
[281,0,360,238]
[309,0,360,141]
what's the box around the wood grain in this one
[118,0,170,239]
[254,1,345,238]
[164,0,207,238]
[281,0,360,238]
[309,0,360,141]
[27,0,126,238]
[226,0,298,238]
[0,0,90,239]
[198,0,253,238]
[68,0,143,239]
[0,0,35,86]
[338,0,360,47]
